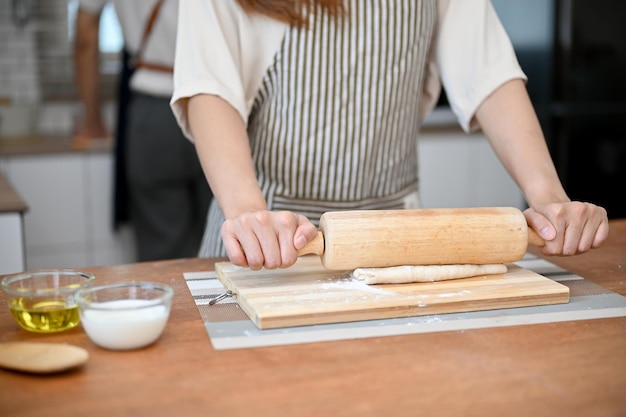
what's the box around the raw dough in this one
[352,264,508,285]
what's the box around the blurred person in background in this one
[74,0,212,261]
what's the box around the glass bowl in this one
[1,270,96,333]
[75,282,174,350]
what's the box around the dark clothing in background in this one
[125,93,211,261]
[113,48,133,229]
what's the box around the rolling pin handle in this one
[297,231,325,257]
[527,227,545,247]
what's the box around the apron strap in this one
[132,0,173,73]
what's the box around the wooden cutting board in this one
[215,256,570,329]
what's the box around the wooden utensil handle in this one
[298,208,546,270]
[528,228,545,247]
[300,227,545,256]
[297,231,325,256]
[318,207,534,270]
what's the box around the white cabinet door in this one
[418,132,524,209]
[4,152,136,269]
[0,212,25,274]
[5,155,90,269]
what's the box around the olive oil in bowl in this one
[9,298,81,333]
[1,270,95,333]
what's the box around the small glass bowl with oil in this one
[1,270,95,333]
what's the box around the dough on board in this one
[352,264,508,285]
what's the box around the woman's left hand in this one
[523,201,609,256]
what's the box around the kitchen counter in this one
[0,173,27,213]
[0,219,624,417]
[0,105,456,158]
[0,133,112,156]
[0,125,457,157]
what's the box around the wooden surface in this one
[0,219,625,417]
[216,258,569,329]
[0,133,112,156]
[0,174,27,213]
[307,207,532,269]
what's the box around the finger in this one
[592,217,610,249]
[293,215,319,250]
[273,212,307,268]
[245,234,277,271]
[256,234,282,270]
[523,207,557,241]
[561,220,584,256]
[574,217,596,254]
[525,206,568,256]
[276,229,298,268]
[222,234,248,267]
[576,203,609,252]
[562,202,607,255]
[222,218,267,270]
[247,212,285,270]
[221,220,254,268]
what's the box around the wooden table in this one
[1,220,625,417]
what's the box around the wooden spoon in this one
[0,342,89,374]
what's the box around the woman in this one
[171,0,608,270]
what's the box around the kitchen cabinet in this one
[0,213,24,274]
[0,148,135,270]
[0,174,27,274]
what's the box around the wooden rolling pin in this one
[297,207,544,270]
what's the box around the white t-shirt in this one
[170,0,526,136]
[78,0,178,96]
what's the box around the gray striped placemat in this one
[183,254,626,350]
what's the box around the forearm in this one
[74,9,105,134]
[474,79,569,207]
[187,94,267,218]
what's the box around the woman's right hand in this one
[187,95,317,270]
[221,210,319,270]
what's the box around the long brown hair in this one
[235,0,346,27]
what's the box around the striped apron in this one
[200,0,437,257]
